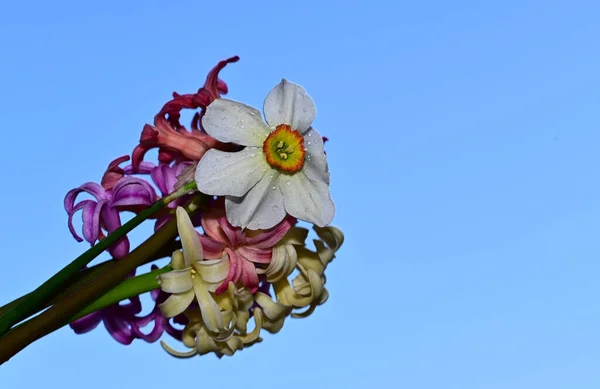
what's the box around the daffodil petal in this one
[279,172,335,227]
[303,127,330,184]
[202,99,270,146]
[157,269,193,293]
[225,171,286,230]
[263,79,316,133]
[195,149,270,197]
[158,289,195,318]
[176,207,203,267]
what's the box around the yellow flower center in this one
[262,124,305,173]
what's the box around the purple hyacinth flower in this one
[69,296,143,345]
[65,156,159,258]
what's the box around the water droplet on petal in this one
[307,141,311,145]
[241,119,245,123]
[286,180,291,186]
[221,116,226,120]
[249,111,256,116]
[250,153,256,157]
[271,186,276,190]
[211,162,216,167]
[302,108,307,113]
[220,107,225,112]
[308,132,312,137]
[272,205,279,211]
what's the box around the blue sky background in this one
[1,0,600,388]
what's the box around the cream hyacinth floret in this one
[156,207,344,358]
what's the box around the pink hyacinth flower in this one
[199,202,296,294]
[131,56,241,171]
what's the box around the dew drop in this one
[249,111,256,116]
[220,107,225,112]
[241,119,245,123]
[307,141,311,145]
[271,186,276,190]
[272,205,279,211]
[286,180,291,186]
[250,153,256,157]
[221,116,226,120]
[211,162,216,167]
[308,132,312,137]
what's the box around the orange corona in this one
[262,124,306,173]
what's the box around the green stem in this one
[71,266,170,322]
[0,196,203,365]
[0,181,197,337]
[0,238,181,319]
[8,266,172,333]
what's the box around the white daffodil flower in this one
[195,79,335,230]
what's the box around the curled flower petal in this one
[192,277,224,333]
[67,200,95,242]
[160,340,198,358]
[263,244,297,282]
[159,290,195,318]
[192,256,230,286]
[246,216,295,249]
[111,177,158,208]
[69,311,102,334]
[158,270,194,294]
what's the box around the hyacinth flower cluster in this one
[62,57,344,357]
